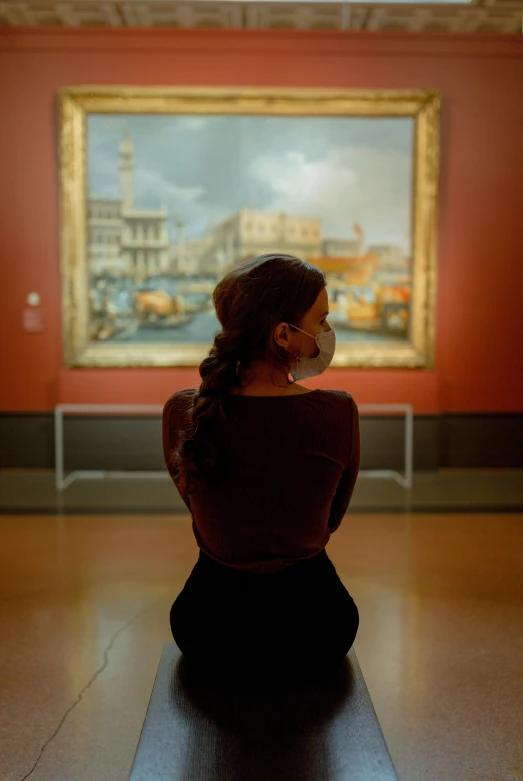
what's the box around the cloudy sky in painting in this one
[87,114,414,254]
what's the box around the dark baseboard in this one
[0,414,56,469]
[0,411,522,470]
[439,413,523,468]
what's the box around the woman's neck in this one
[233,361,294,396]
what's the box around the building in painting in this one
[87,136,407,287]
[120,210,170,278]
[199,209,323,274]
[322,238,361,258]
[87,135,170,278]
[87,197,124,276]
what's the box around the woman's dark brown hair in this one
[172,253,326,495]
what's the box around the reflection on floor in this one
[0,511,522,781]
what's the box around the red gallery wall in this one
[0,30,522,414]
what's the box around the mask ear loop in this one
[283,323,301,363]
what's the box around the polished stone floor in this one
[0,509,522,781]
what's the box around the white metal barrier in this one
[54,402,413,492]
[54,404,164,491]
[356,404,413,489]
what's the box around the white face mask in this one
[287,324,336,381]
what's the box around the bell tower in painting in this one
[119,133,134,211]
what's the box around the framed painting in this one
[59,87,440,368]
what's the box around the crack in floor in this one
[19,593,167,781]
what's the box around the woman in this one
[162,253,360,688]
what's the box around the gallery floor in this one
[0,480,522,780]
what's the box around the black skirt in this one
[170,547,359,687]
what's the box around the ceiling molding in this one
[0,0,521,34]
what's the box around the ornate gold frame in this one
[59,86,439,368]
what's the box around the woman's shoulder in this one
[163,388,198,416]
[315,388,356,406]
[313,390,358,425]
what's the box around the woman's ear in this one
[274,322,291,351]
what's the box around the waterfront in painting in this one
[87,113,414,345]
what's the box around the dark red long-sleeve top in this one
[162,388,360,574]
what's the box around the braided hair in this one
[172,253,326,495]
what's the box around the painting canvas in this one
[59,88,439,367]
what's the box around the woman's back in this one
[163,388,360,574]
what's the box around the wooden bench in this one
[129,643,398,781]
